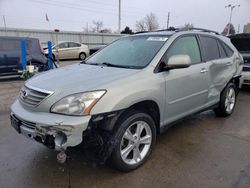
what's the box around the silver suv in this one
[10,28,243,171]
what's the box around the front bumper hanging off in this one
[10,100,91,151]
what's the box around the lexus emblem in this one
[21,89,29,99]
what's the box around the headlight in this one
[51,90,106,116]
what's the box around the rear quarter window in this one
[221,41,234,57]
[217,40,228,58]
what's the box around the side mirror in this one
[165,55,191,69]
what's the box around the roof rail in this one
[134,27,220,35]
[177,27,220,35]
[134,27,178,34]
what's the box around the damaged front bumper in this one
[10,100,91,151]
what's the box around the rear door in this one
[198,35,234,105]
[68,42,81,59]
[57,42,69,59]
[162,35,210,123]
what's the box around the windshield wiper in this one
[100,62,140,69]
[82,61,141,69]
[100,62,124,67]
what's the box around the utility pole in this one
[118,0,121,33]
[225,4,240,36]
[167,12,170,29]
[3,15,6,31]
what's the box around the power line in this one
[118,0,121,32]
[30,0,170,17]
[30,0,118,15]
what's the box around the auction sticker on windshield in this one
[147,37,168,42]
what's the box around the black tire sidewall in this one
[111,110,156,172]
[79,53,86,60]
[217,82,237,116]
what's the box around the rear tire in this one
[110,110,156,172]
[214,82,236,117]
[79,52,86,60]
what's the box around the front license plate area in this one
[10,115,21,133]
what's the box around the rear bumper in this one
[10,99,91,150]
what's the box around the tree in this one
[222,23,236,36]
[168,26,176,31]
[135,13,159,32]
[121,26,133,34]
[182,23,194,29]
[92,21,103,33]
[135,20,146,32]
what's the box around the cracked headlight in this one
[51,90,106,116]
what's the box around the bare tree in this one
[145,13,159,31]
[135,20,146,32]
[92,21,103,33]
[182,23,194,29]
[135,13,159,32]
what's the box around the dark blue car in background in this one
[0,36,48,77]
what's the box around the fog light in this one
[54,132,67,150]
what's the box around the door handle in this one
[200,68,208,73]
[226,62,232,66]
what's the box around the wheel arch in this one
[122,100,161,134]
[230,75,241,94]
[79,52,87,59]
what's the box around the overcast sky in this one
[0,0,249,33]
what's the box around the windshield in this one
[86,35,169,69]
[231,38,250,52]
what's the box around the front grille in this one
[20,119,36,130]
[12,114,36,130]
[19,85,52,107]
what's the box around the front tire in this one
[110,110,156,172]
[214,82,237,117]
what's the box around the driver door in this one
[162,35,209,124]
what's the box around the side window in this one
[58,43,68,49]
[221,42,234,57]
[69,42,80,48]
[200,36,220,61]
[217,40,227,58]
[163,36,201,65]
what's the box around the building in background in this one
[0,27,123,48]
[244,23,250,33]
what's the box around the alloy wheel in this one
[120,121,152,165]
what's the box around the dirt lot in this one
[1,62,250,188]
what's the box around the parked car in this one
[89,45,107,55]
[0,36,48,77]
[44,41,89,60]
[230,33,250,87]
[10,28,243,171]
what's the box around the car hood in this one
[26,64,139,94]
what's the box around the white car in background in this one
[45,41,89,60]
